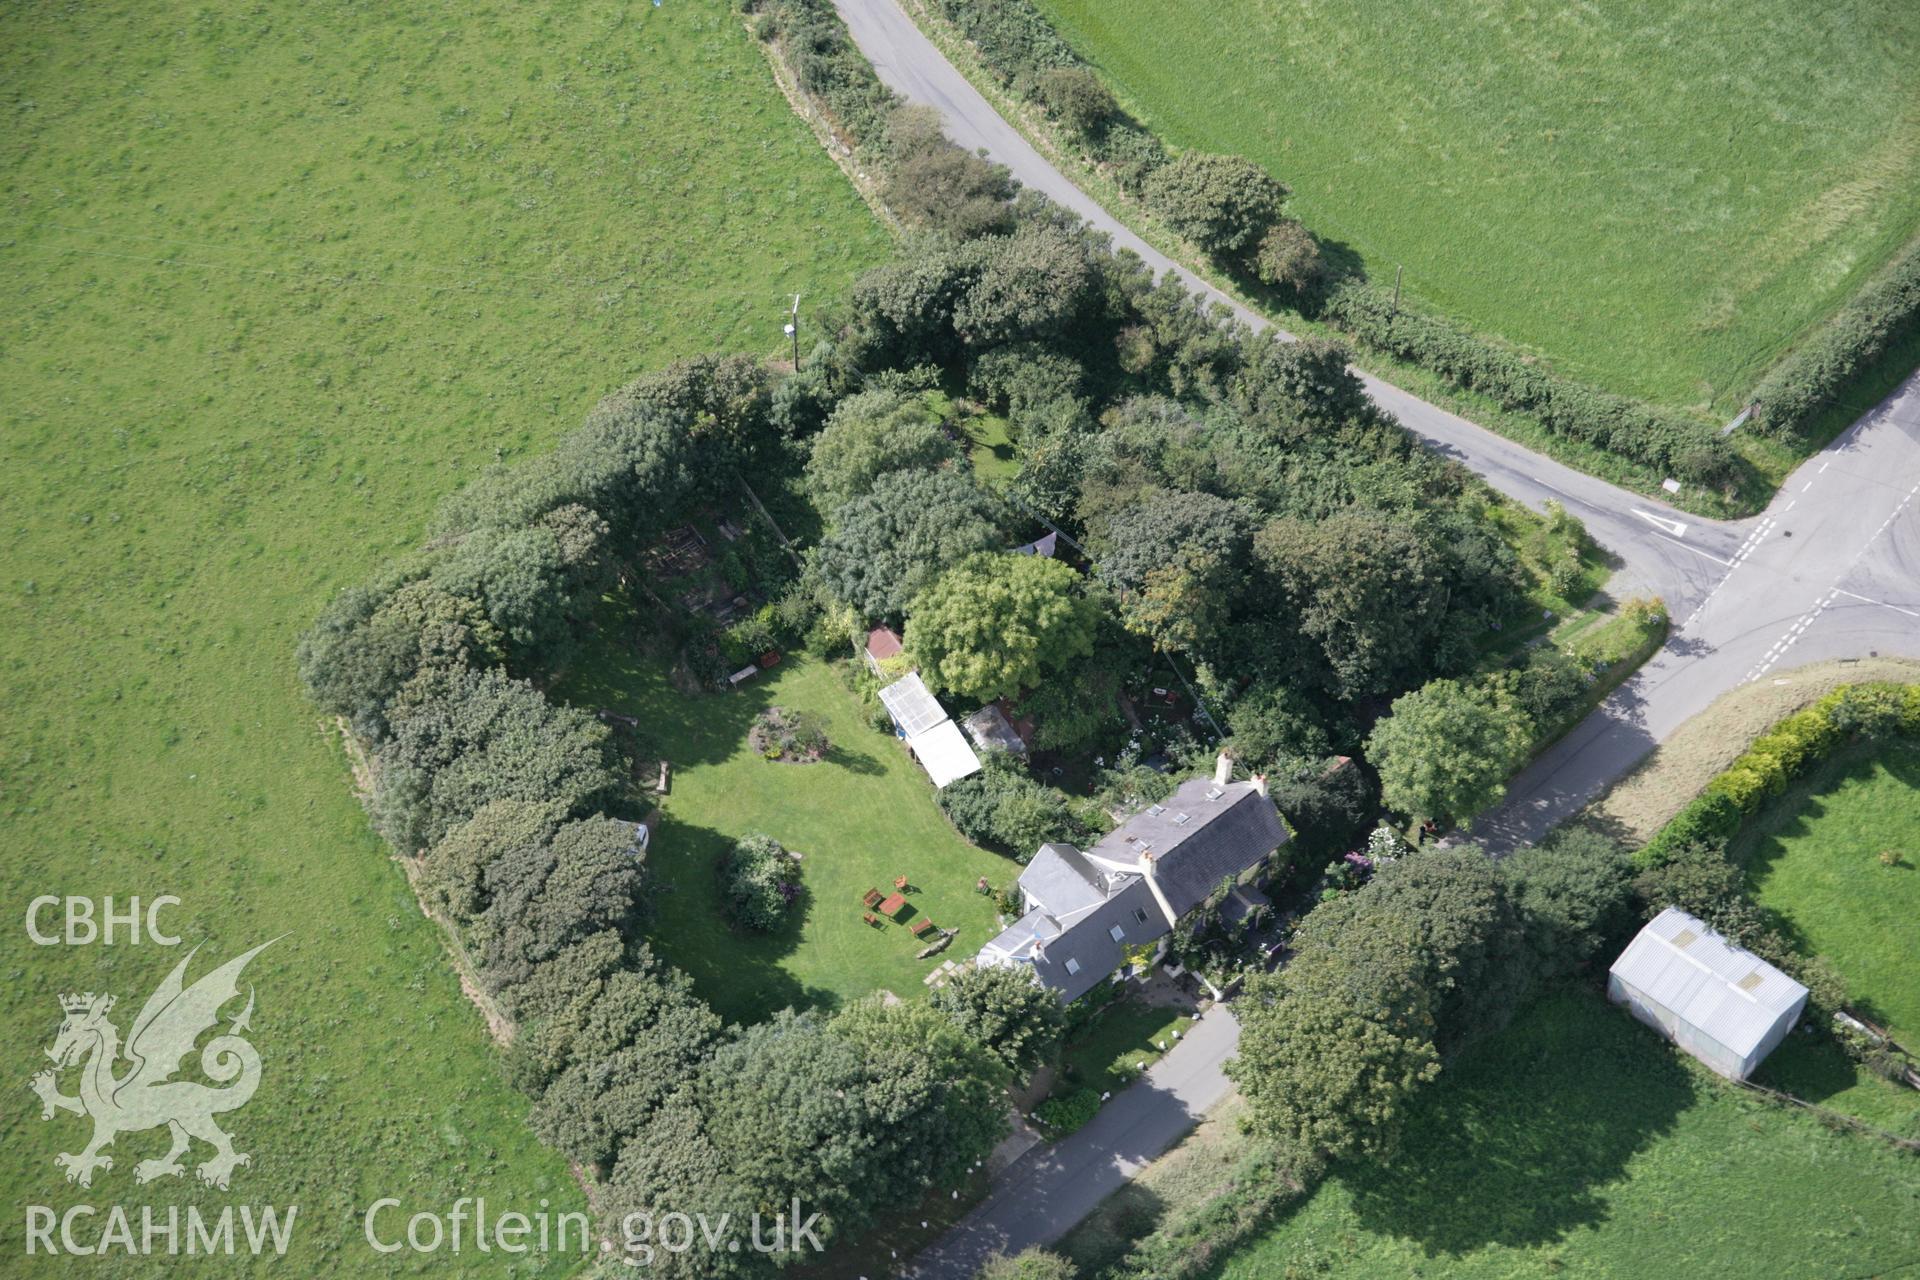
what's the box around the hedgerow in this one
[1750,238,1920,438]
[921,0,1742,491]
[1636,681,1920,868]
[1322,281,1735,486]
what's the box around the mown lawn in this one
[558,629,1017,1025]
[1058,994,1192,1095]
[1736,740,1920,1045]
[1036,0,1920,413]
[0,0,885,1270]
[1210,993,1920,1279]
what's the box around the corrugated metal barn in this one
[1608,907,1809,1080]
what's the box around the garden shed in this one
[878,672,981,789]
[1608,907,1809,1080]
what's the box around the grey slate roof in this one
[1018,843,1111,918]
[983,877,1166,1003]
[1087,778,1289,918]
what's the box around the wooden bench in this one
[862,887,884,909]
[910,918,936,938]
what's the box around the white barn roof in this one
[1610,907,1808,1067]
[879,672,947,738]
[908,718,981,789]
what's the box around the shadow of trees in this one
[1337,991,1692,1257]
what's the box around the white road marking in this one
[1632,509,1688,537]
[1834,588,1920,619]
[1654,534,1733,567]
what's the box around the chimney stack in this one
[1213,750,1234,786]
[1253,773,1268,797]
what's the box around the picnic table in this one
[878,892,908,918]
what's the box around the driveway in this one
[901,1004,1240,1279]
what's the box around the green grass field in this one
[1736,740,1920,1045]
[558,636,1016,1025]
[1210,993,1920,1279]
[0,0,885,1270]
[1037,0,1920,413]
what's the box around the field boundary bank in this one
[890,0,1920,515]
[1590,658,1920,843]
[1735,1079,1920,1152]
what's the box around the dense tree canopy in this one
[817,467,1001,621]
[804,388,959,516]
[1366,677,1533,823]
[370,663,620,854]
[930,960,1065,1075]
[907,552,1099,703]
[1145,151,1288,257]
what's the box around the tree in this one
[1095,490,1252,655]
[603,1105,764,1279]
[1035,66,1117,134]
[930,963,1064,1076]
[720,834,801,932]
[297,572,502,742]
[979,1250,1079,1280]
[1144,151,1287,257]
[370,663,620,854]
[883,106,1018,240]
[471,815,650,995]
[1251,218,1325,291]
[1367,678,1531,824]
[422,798,563,929]
[1253,513,1458,701]
[938,753,1084,854]
[816,468,1001,621]
[525,961,722,1170]
[967,343,1085,415]
[1504,828,1633,983]
[953,223,1096,347]
[1342,848,1528,1053]
[1227,680,1331,772]
[1268,757,1377,866]
[804,388,959,516]
[829,998,1010,1192]
[906,552,1099,703]
[1228,920,1439,1163]
[430,503,613,670]
[1227,334,1365,442]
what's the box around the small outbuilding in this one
[1608,907,1809,1081]
[878,672,981,789]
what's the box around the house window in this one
[1064,957,1081,975]
[1134,908,1150,925]
[1109,924,1126,942]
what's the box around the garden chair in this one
[862,887,884,909]
[863,913,880,928]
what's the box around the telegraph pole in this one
[1391,265,1403,323]
[785,293,801,368]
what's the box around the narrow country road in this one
[828,0,1920,1272]
[903,1005,1239,1279]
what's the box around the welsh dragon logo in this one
[30,940,276,1190]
